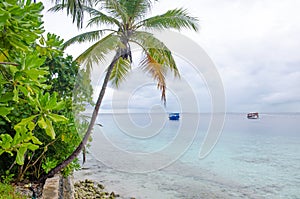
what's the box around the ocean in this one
[74,113,300,199]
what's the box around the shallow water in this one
[74,113,300,199]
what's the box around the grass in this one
[0,183,26,199]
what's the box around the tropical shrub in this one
[0,0,92,182]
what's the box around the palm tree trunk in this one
[38,51,121,183]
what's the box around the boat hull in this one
[247,112,259,119]
[169,113,180,120]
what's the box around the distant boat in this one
[247,112,259,119]
[169,113,180,120]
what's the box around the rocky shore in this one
[74,179,121,199]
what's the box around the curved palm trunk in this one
[38,52,121,183]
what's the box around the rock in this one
[74,179,121,199]
[97,183,105,189]
[110,191,116,197]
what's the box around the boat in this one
[169,113,180,120]
[247,112,259,119]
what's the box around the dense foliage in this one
[0,0,93,182]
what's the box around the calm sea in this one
[74,113,300,199]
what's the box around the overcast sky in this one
[41,0,300,113]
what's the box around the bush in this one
[0,0,93,182]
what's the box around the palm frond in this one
[87,11,122,29]
[49,3,67,13]
[109,57,131,87]
[130,31,179,77]
[51,0,93,28]
[100,0,128,24]
[119,0,151,20]
[75,33,123,70]
[63,29,111,49]
[136,8,199,31]
[140,52,167,104]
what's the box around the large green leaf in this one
[52,101,65,110]
[24,68,48,80]
[15,115,38,127]
[31,136,42,145]
[28,121,36,131]
[16,147,27,165]
[48,113,68,123]
[0,106,13,117]
[0,12,10,26]
[0,134,13,150]
[40,92,50,107]
[37,117,47,129]
[45,118,55,139]
[12,132,22,146]
[13,86,19,102]
[44,92,58,110]
[24,143,39,151]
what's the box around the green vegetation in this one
[0,0,92,184]
[0,182,26,199]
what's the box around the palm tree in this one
[39,0,198,182]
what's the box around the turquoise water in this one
[76,113,300,199]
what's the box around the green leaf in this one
[48,113,68,122]
[25,68,48,80]
[45,119,55,139]
[0,134,13,150]
[18,85,29,97]
[40,92,50,107]
[31,136,42,145]
[0,106,13,117]
[44,93,58,110]
[8,37,29,52]
[52,101,65,110]
[16,115,38,127]
[39,37,45,45]
[0,93,14,103]
[16,147,27,165]
[25,143,39,151]
[13,87,18,102]
[12,132,21,146]
[0,12,10,26]
[37,117,47,129]
[28,121,35,131]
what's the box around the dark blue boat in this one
[169,113,180,120]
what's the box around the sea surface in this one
[74,113,300,199]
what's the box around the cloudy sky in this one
[41,0,300,113]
